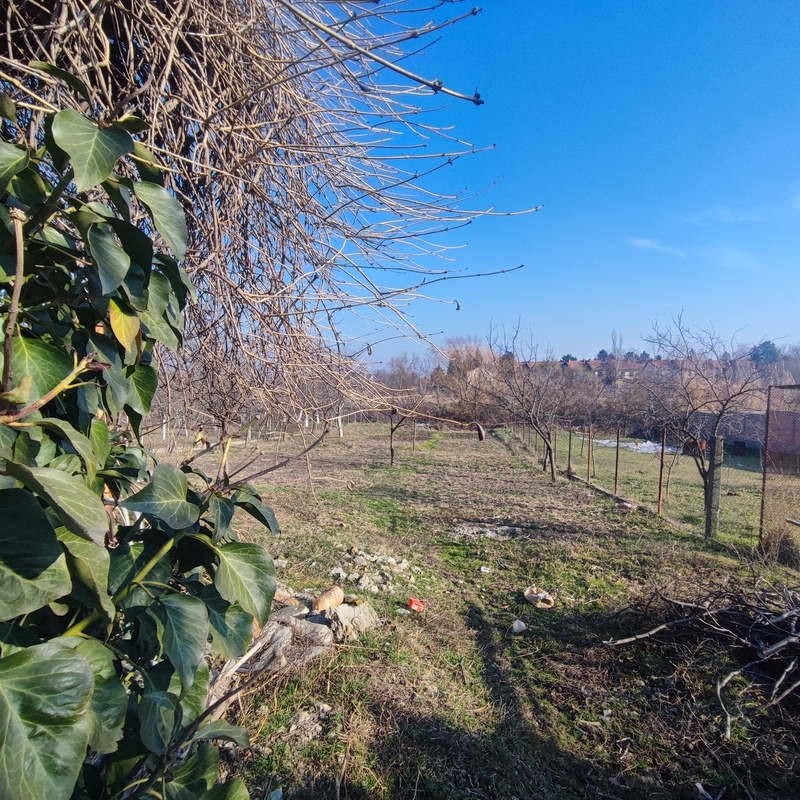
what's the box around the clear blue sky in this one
[363,1,800,364]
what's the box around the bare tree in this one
[642,316,771,534]
[2,1,531,423]
[485,328,601,482]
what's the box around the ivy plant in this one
[0,68,276,800]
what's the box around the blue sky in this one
[363,1,800,364]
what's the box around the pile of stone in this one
[450,524,521,540]
[328,545,419,595]
[207,582,380,721]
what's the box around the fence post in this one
[567,428,573,476]
[705,435,724,539]
[657,428,666,515]
[759,386,773,547]
[587,427,592,483]
[614,427,620,495]
[553,424,558,472]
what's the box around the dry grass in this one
[156,423,800,799]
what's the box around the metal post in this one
[657,428,666,515]
[614,427,620,495]
[587,427,592,483]
[759,387,773,546]
[567,428,573,476]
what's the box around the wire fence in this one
[508,423,763,547]
[761,385,800,562]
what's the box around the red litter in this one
[407,597,426,612]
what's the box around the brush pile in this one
[605,582,800,736]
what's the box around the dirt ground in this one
[167,423,800,800]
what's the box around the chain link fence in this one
[760,385,800,563]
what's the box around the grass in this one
[148,424,799,799]
[546,428,764,548]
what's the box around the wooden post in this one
[657,428,666,515]
[587,427,592,483]
[553,424,558,472]
[389,413,395,467]
[614,427,620,495]
[705,435,724,539]
[413,419,417,452]
[567,428,573,476]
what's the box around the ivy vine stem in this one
[64,534,176,636]
[0,354,95,423]
[1,209,26,396]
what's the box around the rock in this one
[330,566,345,578]
[357,574,373,590]
[286,616,334,647]
[328,601,380,642]
[271,604,309,623]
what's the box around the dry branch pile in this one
[2,1,524,427]
[606,583,800,737]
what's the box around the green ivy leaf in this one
[232,488,280,534]
[88,223,131,294]
[125,363,158,415]
[156,254,195,304]
[4,461,108,545]
[197,585,253,659]
[108,541,172,611]
[0,139,29,194]
[193,720,250,749]
[89,418,111,468]
[56,528,115,626]
[0,641,93,800]
[33,418,97,483]
[0,92,16,122]
[0,489,71,623]
[166,742,219,799]
[132,142,164,185]
[153,594,209,690]
[204,778,250,800]
[139,662,180,756]
[105,217,154,272]
[133,181,188,260]
[102,178,133,222]
[77,638,127,754]
[49,453,82,474]
[30,61,93,105]
[214,543,275,627]
[51,110,134,192]
[113,115,150,133]
[121,464,200,530]
[11,336,72,406]
[51,637,127,755]
[206,493,235,542]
